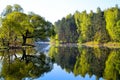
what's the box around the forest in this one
[51,5,120,46]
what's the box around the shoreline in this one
[0,44,35,50]
[51,41,120,48]
[81,42,120,48]
[1,42,120,49]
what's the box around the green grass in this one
[81,41,120,48]
[103,42,120,48]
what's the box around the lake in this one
[0,43,120,80]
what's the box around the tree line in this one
[1,4,120,46]
[0,4,54,48]
[52,5,120,44]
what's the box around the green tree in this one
[104,6,120,42]
[54,14,78,43]
[74,8,110,43]
[93,7,110,43]
[1,5,13,16]
[79,11,92,42]
[28,12,54,41]
[1,12,33,46]
[1,4,23,17]
[0,4,54,46]
[13,4,23,12]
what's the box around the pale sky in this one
[0,0,120,23]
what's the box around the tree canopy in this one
[0,4,54,47]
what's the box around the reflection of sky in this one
[0,59,2,73]
[35,42,50,56]
[34,64,103,80]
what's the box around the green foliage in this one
[105,7,120,42]
[54,6,120,44]
[6,12,32,34]
[74,8,110,43]
[78,11,92,42]
[13,4,23,12]
[1,4,23,17]
[0,4,54,46]
[28,13,54,41]
[1,5,13,16]
[93,10,110,43]
[0,11,33,46]
[54,14,79,43]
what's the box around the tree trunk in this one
[22,35,27,46]
[21,48,27,60]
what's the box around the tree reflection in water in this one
[49,45,120,80]
[0,48,53,80]
[104,49,120,80]
[0,45,120,80]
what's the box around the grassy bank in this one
[81,41,120,48]
[81,41,100,47]
[103,42,120,48]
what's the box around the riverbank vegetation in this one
[51,5,120,47]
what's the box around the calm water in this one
[0,43,120,80]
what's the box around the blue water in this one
[34,64,103,80]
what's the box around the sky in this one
[0,0,120,23]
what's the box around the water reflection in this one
[49,46,79,73]
[0,48,53,80]
[104,49,120,80]
[49,46,120,80]
[0,44,120,80]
